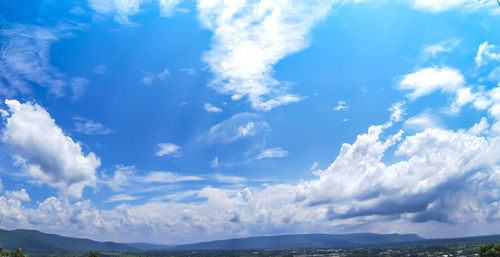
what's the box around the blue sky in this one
[0,0,500,244]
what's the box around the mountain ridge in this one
[2,229,500,252]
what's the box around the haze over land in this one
[0,0,500,245]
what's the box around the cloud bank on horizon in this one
[0,0,499,244]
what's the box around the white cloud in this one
[256,147,288,159]
[73,117,114,135]
[2,117,500,243]
[398,66,465,100]
[88,0,145,25]
[198,0,336,110]
[403,112,441,131]
[450,87,477,114]
[103,165,202,192]
[0,109,8,118]
[411,0,495,13]
[207,113,269,144]
[213,173,246,184]
[88,0,182,24]
[5,189,30,202]
[141,73,154,85]
[93,64,107,74]
[310,162,318,171]
[333,101,349,111]
[2,100,100,199]
[211,156,219,168]
[159,0,181,17]
[140,171,202,183]
[475,41,500,67]
[204,103,223,113]
[412,0,464,13]
[389,102,405,122]
[158,68,170,80]
[423,39,460,57]
[0,24,80,98]
[70,77,89,101]
[155,143,181,157]
[105,194,140,203]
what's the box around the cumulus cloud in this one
[2,116,500,243]
[204,103,222,113]
[5,189,30,202]
[333,101,349,111]
[197,0,338,110]
[389,102,405,122]
[207,113,269,144]
[73,117,114,135]
[155,143,181,157]
[0,23,81,98]
[475,41,500,67]
[0,109,8,118]
[2,100,100,199]
[297,122,500,224]
[398,66,465,100]
[256,147,288,159]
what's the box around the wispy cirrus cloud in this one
[423,38,461,57]
[256,147,288,159]
[206,113,269,144]
[88,0,183,25]
[73,117,114,135]
[103,165,202,192]
[0,23,84,98]
[105,194,140,203]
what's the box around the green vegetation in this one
[87,251,99,257]
[479,243,500,257]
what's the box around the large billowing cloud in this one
[1,100,100,199]
[2,117,500,243]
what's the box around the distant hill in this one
[3,229,500,253]
[0,229,137,252]
[124,242,173,251]
[174,233,425,250]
